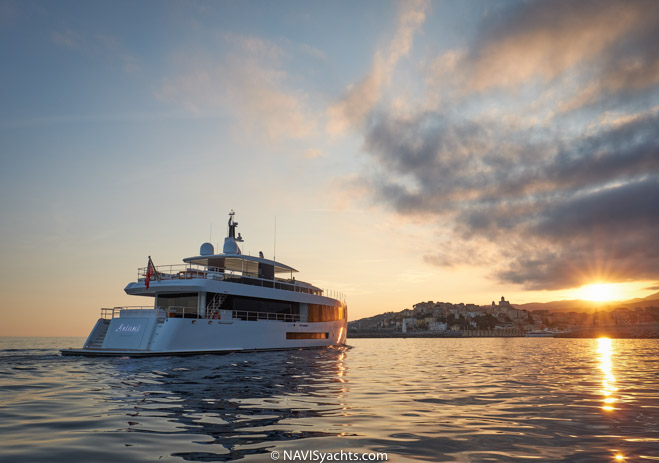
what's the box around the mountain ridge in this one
[513,291,659,313]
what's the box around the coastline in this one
[348,323,659,339]
[348,329,524,338]
[555,323,659,339]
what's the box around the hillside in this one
[514,291,659,313]
[349,292,659,329]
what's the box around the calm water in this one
[1,337,658,462]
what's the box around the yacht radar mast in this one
[223,210,244,254]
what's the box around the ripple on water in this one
[0,337,658,462]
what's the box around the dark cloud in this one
[355,0,659,291]
[366,108,659,213]
[498,177,659,289]
[460,0,659,107]
[363,112,493,214]
[362,104,659,288]
[535,177,659,238]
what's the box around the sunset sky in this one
[1,0,658,336]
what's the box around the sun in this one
[578,283,618,302]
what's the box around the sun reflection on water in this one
[597,337,618,412]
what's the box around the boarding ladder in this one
[206,293,226,318]
[86,319,110,349]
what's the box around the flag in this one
[145,256,158,289]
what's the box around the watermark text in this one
[270,450,388,462]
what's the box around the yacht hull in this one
[60,345,335,357]
[61,314,346,357]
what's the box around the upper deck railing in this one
[137,263,346,304]
[100,306,300,322]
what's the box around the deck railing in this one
[100,306,299,322]
[101,306,157,319]
[137,263,346,304]
[231,310,300,323]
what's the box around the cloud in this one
[225,58,316,140]
[95,33,141,73]
[465,0,646,92]
[326,0,429,135]
[426,0,659,120]
[157,34,317,141]
[362,103,659,289]
[50,28,142,74]
[301,148,324,159]
[339,0,659,291]
[52,29,80,48]
[499,177,659,289]
[428,0,659,114]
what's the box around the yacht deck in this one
[138,263,346,303]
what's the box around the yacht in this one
[61,211,347,356]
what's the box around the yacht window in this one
[286,332,329,339]
[230,296,299,315]
[157,293,197,311]
[308,304,344,322]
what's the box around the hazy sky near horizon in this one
[1,0,659,336]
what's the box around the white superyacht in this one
[62,211,347,356]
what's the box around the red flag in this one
[145,256,156,289]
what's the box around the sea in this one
[0,337,658,463]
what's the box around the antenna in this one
[210,223,212,242]
[274,216,277,261]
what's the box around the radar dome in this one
[200,242,214,256]
[223,237,241,254]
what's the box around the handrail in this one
[232,310,300,322]
[138,262,347,304]
[100,306,159,319]
[100,306,300,322]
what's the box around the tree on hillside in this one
[474,314,497,330]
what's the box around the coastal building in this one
[350,295,659,337]
[402,317,417,329]
[428,321,447,331]
[413,302,435,315]
[492,296,512,312]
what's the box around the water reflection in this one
[596,337,619,412]
[106,347,352,461]
[4,338,659,462]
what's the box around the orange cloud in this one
[427,0,658,108]
[326,0,428,135]
[471,2,642,91]
[158,35,316,141]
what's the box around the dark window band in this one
[286,332,329,339]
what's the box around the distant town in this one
[349,294,659,338]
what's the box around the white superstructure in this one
[62,211,347,357]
